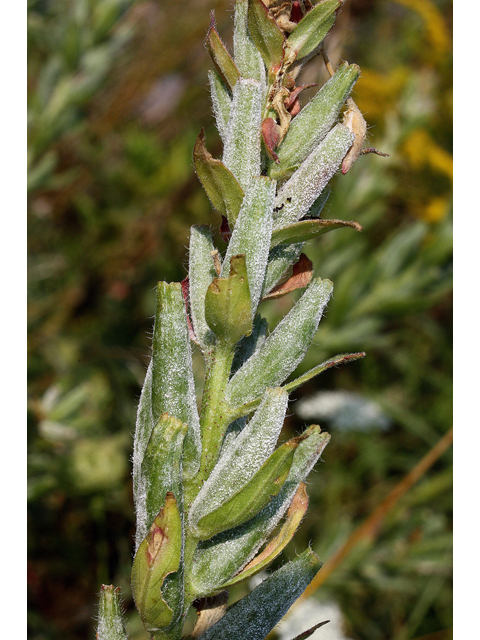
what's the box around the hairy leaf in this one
[221,176,275,315]
[198,549,322,640]
[151,282,201,479]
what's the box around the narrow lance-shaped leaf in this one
[268,62,360,181]
[152,282,201,479]
[131,493,183,632]
[223,77,263,192]
[221,482,309,587]
[221,176,276,316]
[247,0,285,72]
[189,388,288,529]
[205,254,253,344]
[132,360,154,509]
[228,353,366,422]
[273,123,355,227]
[205,11,240,90]
[193,129,245,228]
[188,225,218,352]
[187,426,330,596]
[284,352,366,395]
[234,0,267,83]
[226,277,333,408]
[284,0,342,64]
[97,585,128,640]
[135,413,187,551]
[208,69,232,143]
[271,218,362,247]
[198,549,322,640]
[189,437,299,540]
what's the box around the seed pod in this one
[205,254,253,344]
[131,493,183,632]
[341,97,368,174]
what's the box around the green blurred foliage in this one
[27,1,452,639]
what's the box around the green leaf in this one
[189,388,288,533]
[187,426,329,597]
[247,0,285,72]
[189,438,298,540]
[269,62,360,182]
[136,413,187,549]
[205,254,253,344]
[193,129,245,227]
[271,218,362,247]
[132,361,154,528]
[208,69,232,143]
[221,176,276,314]
[225,277,333,408]
[152,282,201,479]
[273,123,355,227]
[97,585,128,640]
[221,482,309,587]
[188,225,218,351]
[223,77,263,191]
[205,11,240,90]
[234,0,267,82]
[131,493,183,632]
[283,352,366,394]
[198,549,322,640]
[284,0,342,64]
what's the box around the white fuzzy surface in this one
[222,177,275,316]
[189,225,217,350]
[208,69,231,144]
[189,430,329,595]
[233,0,267,86]
[223,78,262,192]
[274,124,355,228]
[189,388,288,528]
[226,278,333,407]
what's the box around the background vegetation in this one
[27,1,452,638]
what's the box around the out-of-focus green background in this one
[27,1,452,639]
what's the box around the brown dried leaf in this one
[263,253,313,300]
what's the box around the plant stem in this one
[198,343,235,477]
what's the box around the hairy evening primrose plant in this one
[97,1,377,638]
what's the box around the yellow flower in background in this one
[402,128,453,181]
[354,67,409,120]
[420,196,450,223]
[394,0,450,62]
